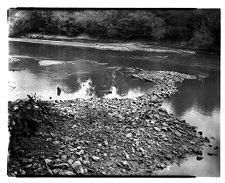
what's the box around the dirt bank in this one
[8,70,210,176]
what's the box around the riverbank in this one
[8,70,213,176]
[9,35,196,55]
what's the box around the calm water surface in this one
[8,41,220,176]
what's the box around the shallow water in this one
[8,40,220,176]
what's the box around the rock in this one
[92,156,100,161]
[21,170,26,175]
[64,136,73,142]
[46,138,52,141]
[52,168,60,175]
[154,127,161,132]
[53,141,60,145]
[196,156,204,161]
[71,160,82,169]
[120,161,131,170]
[25,164,33,168]
[54,163,70,169]
[138,147,145,153]
[68,147,77,152]
[204,137,210,143]
[126,133,132,138]
[198,131,203,136]
[104,140,109,146]
[124,151,130,160]
[174,131,182,137]
[76,149,84,156]
[165,155,172,160]
[63,170,76,176]
[161,127,168,131]
[82,160,90,165]
[207,152,217,156]
[67,159,74,165]
[192,149,202,155]
[71,161,84,174]
[44,158,53,165]
[151,120,155,124]
[61,154,67,161]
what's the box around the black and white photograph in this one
[7,6,220,178]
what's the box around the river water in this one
[8,40,220,176]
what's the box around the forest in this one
[8,9,220,53]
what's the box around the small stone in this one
[25,164,33,168]
[104,140,109,146]
[53,141,60,145]
[61,154,67,161]
[67,159,74,165]
[138,147,145,153]
[154,127,161,132]
[64,136,73,142]
[174,131,182,137]
[161,127,168,131]
[204,137,210,143]
[21,170,26,175]
[98,143,102,147]
[71,160,82,169]
[44,158,53,165]
[83,160,90,165]
[54,163,69,169]
[120,161,131,170]
[78,166,85,174]
[124,151,130,160]
[76,149,84,155]
[165,155,172,160]
[198,131,203,136]
[77,146,82,150]
[46,138,52,141]
[126,133,132,138]
[92,156,100,161]
[52,168,60,174]
[63,170,76,176]
[103,153,107,157]
[192,149,202,155]
[196,156,203,161]
[207,152,217,156]
[151,120,155,124]
[69,147,77,152]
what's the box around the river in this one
[8,40,220,176]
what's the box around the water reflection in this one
[8,68,151,101]
[159,74,220,177]
[162,75,220,116]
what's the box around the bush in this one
[8,94,54,153]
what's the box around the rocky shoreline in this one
[9,37,195,54]
[8,70,210,176]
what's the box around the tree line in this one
[8,9,220,52]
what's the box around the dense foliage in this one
[8,9,220,52]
